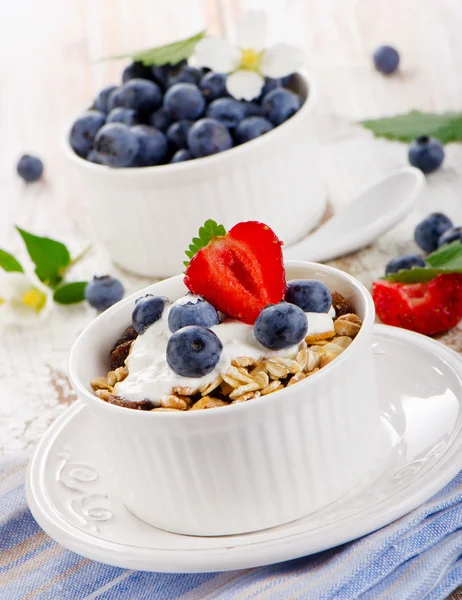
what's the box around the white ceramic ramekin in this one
[64,73,325,278]
[69,261,383,536]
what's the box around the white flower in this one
[194,11,304,101]
[0,271,52,327]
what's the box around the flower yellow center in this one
[21,288,47,312]
[240,48,261,70]
[0,297,4,305]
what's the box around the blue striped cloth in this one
[2,452,462,600]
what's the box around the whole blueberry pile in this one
[69,60,302,168]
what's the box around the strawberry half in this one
[372,274,462,335]
[184,221,285,324]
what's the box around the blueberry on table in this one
[414,212,453,252]
[132,295,168,334]
[149,108,173,133]
[167,64,202,87]
[122,61,154,83]
[131,125,169,166]
[85,276,124,311]
[166,325,223,377]
[262,88,302,126]
[168,296,219,333]
[94,85,118,114]
[373,45,400,74]
[199,72,228,102]
[70,110,106,158]
[254,302,308,350]
[94,123,140,168]
[206,98,247,130]
[385,254,426,275]
[188,118,233,158]
[170,149,193,163]
[166,120,193,151]
[438,226,462,247]
[235,116,273,143]
[286,280,332,313]
[16,154,44,183]
[117,79,163,112]
[106,107,139,126]
[164,83,206,120]
[408,137,445,174]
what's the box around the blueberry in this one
[117,79,163,112]
[385,254,426,275]
[260,77,281,98]
[206,98,247,130]
[164,83,205,120]
[199,72,228,101]
[87,150,104,164]
[132,294,168,334]
[414,212,453,252]
[94,123,140,168]
[188,118,233,158]
[106,87,123,112]
[151,64,174,88]
[235,117,273,143]
[94,85,118,113]
[438,226,462,247]
[170,149,193,163]
[106,107,139,126]
[166,120,193,151]
[85,276,124,311]
[242,101,262,117]
[254,302,308,350]
[262,88,302,126]
[166,326,223,377]
[285,280,332,313]
[167,64,202,87]
[131,125,169,166]
[70,110,106,158]
[16,154,44,183]
[281,74,294,87]
[373,45,400,74]
[408,136,445,174]
[149,108,173,132]
[168,296,219,333]
[122,61,154,83]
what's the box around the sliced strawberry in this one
[372,274,462,335]
[184,221,285,324]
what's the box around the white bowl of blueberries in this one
[65,60,324,278]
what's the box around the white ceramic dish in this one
[68,261,382,536]
[27,325,462,572]
[64,72,325,278]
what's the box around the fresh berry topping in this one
[131,125,169,166]
[372,274,462,335]
[184,221,285,324]
[70,110,106,158]
[122,62,154,83]
[166,325,223,377]
[166,120,193,151]
[170,149,193,164]
[94,85,118,114]
[385,254,426,275]
[167,64,202,87]
[242,101,262,117]
[235,117,273,143]
[262,88,302,126]
[168,295,219,333]
[164,83,205,120]
[117,79,163,112]
[439,226,462,247]
[206,98,247,130]
[85,276,124,311]
[94,123,140,168]
[149,108,173,133]
[87,150,104,164]
[199,72,228,102]
[372,45,400,74]
[286,280,332,313]
[254,302,308,350]
[414,213,453,252]
[106,107,139,126]
[187,118,233,158]
[16,154,44,183]
[408,136,445,174]
[132,295,168,334]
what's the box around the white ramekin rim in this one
[69,260,375,420]
[62,70,316,178]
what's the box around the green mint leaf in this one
[361,110,462,143]
[0,249,23,273]
[107,31,205,66]
[53,281,88,304]
[184,219,226,267]
[385,267,462,283]
[425,240,462,269]
[16,227,71,287]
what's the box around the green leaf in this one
[425,240,462,269]
[53,281,88,304]
[107,31,205,67]
[0,249,23,273]
[184,219,227,267]
[384,267,462,283]
[16,227,71,287]
[361,110,462,143]
[384,241,462,283]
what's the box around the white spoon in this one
[283,167,425,263]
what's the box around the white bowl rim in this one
[62,70,316,177]
[69,260,375,420]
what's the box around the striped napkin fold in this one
[1,452,462,600]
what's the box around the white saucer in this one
[26,325,462,573]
